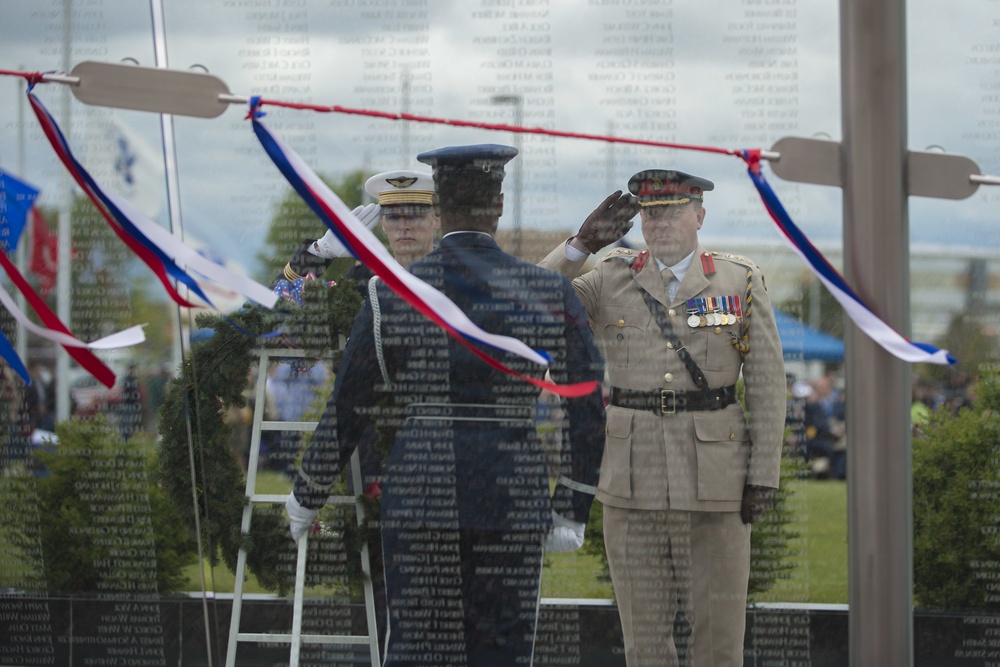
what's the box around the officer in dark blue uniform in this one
[276,170,439,654]
[288,144,606,667]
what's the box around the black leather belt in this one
[609,385,737,416]
[405,403,534,423]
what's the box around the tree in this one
[2,417,198,594]
[256,169,371,282]
[913,371,1000,610]
[924,311,999,384]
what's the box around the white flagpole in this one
[14,66,28,366]
[54,0,72,421]
[148,2,215,663]
[149,2,187,385]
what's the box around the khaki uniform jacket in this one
[540,243,786,512]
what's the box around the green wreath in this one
[156,279,379,594]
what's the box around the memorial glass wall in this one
[0,0,996,665]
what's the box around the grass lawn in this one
[180,468,296,595]
[542,479,848,604]
[179,474,847,605]
[2,463,846,604]
[542,549,614,599]
[756,478,848,605]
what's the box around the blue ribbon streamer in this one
[28,90,215,308]
[744,156,956,365]
[0,328,30,385]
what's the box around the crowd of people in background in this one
[785,371,846,480]
[0,358,176,476]
[785,367,979,480]
[910,370,976,435]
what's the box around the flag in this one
[28,207,58,297]
[0,169,41,253]
[95,113,165,219]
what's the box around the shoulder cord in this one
[628,269,710,391]
[730,267,752,357]
[368,276,392,386]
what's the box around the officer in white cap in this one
[276,169,439,285]
[278,169,438,657]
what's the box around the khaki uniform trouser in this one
[604,506,751,667]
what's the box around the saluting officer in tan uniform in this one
[540,170,786,667]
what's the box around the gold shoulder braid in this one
[283,262,303,281]
[730,265,752,356]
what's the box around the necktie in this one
[661,268,675,301]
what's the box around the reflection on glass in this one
[0,0,995,664]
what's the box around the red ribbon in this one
[0,250,116,388]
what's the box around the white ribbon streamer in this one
[0,280,146,349]
[107,192,278,309]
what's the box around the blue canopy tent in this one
[774,310,845,362]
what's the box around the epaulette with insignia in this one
[710,251,757,270]
[601,246,636,262]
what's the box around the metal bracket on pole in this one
[41,62,1000,200]
[907,150,981,200]
[67,61,232,118]
[766,135,991,200]
[768,136,843,188]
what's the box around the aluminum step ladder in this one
[225,347,381,667]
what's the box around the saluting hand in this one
[312,203,382,259]
[572,191,640,254]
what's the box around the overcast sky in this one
[0,0,997,284]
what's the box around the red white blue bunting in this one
[249,101,599,398]
[248,94,956,367]
[26,88,277,312]
[742,151,955,365]
[0,246,119,387]
[1,68,955,370]
[0,268,144,352]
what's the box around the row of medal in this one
[686,295,743,328]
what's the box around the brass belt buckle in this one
[659,389,676,416]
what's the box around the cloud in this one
[1,0,998,288]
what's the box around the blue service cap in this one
[416,144,518,173]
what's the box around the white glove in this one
[285,492,319,543]
[544,510,586,553]
[309,203,382,259]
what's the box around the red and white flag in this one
[28,207,58,297]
